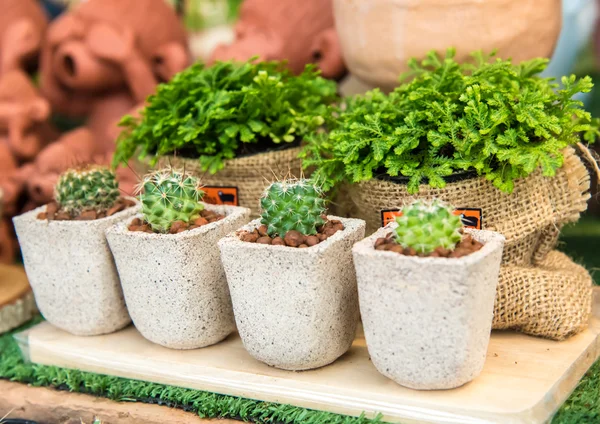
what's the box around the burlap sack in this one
[162,147,303,217]
[346,146,593,340]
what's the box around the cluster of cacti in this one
[260,178,327,237]
[138,168,205,233]
[394,200,463,254]
[55,166,120,213]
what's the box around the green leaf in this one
[301,49,598,194]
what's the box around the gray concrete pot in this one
[352,226,505,390]
[218,216,366,370]
[106,204,251,350]
[13,204,138,336]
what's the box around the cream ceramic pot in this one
[333,0,562,90]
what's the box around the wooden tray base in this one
[16,289,600,424]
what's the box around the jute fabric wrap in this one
[346,147,593,340]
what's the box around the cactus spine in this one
[260,178,327,236]
[55,166,120,213]
[394,200,462,254]
[139,168,205,233]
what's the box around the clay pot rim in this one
[220,216,366,254]
[108,203,250,240]
[353,225,505,266]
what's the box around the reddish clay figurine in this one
[40,0,190,120]
[24,0,191,206]
[210,0,346,79]
[0,0,48,77]
[0,70,56,163]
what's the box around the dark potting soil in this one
[37,198,136,221]
[128,209,225,234]
[239,218,345,248]
[171,136,302,162]
[375,231,484,258]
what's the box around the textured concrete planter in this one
[218,216,366,370]
[13,204,138,336]
[106,204,251,349]
[334,0,561,90]
[353,226,505,390]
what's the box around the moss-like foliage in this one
[138,168,205,233]
[55,166,120,213]
[113,60,338,174]
[302,49,599,193]
[260,179,327,236]
[394,200,462,254]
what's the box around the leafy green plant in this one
[260,178,327,236]
[394,199,462,254]
[302,49,600,193]
[113,60,337,174]
[138,168,205,233]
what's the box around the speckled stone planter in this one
[218,216,366,371]
[352,226,505,390]
[13,204,138,336]
[106,204,251,350]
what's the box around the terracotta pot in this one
[218,216,365,370]
[13,203,138,336]
[353,226,504,389]
[106,204,251,349]
[333,0,562,90]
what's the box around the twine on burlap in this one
[161,147,303,218]
[345,147,593,340]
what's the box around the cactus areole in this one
[55,166,121,213]
[139,168,205,233]
[394,200,463,255]
[260,179,327,237]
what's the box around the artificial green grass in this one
[1,315,600,423]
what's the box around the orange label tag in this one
[381,208,483,230]
[202,186,239,206]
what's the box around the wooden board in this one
[17,289,600,424]
[0,264,30,307]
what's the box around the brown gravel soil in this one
[128,209,225,234]
[375,232,484,258]
[239,218,345,248]
[37,198,136,221]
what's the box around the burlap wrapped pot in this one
[161,147,303,218]
[346,147,593,340]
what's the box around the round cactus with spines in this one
[260,179,327,237]
[394,200,462,254]
[55,166,120,214]
[138,168,205,233]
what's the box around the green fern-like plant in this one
[302,49,600,193]
[113,60,338,173]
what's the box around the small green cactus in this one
[394,200,462,254]
[138,168,205,233]
[260,178,327,236]
[55,166,120,213]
